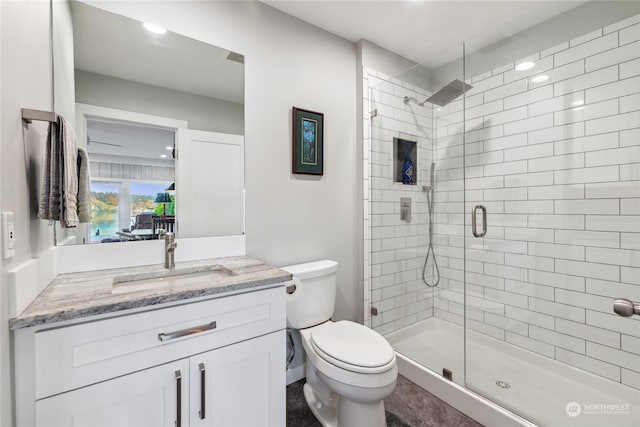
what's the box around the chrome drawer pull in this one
[175,370,182,427]
[158,321,217,342]
[199,363,206,419]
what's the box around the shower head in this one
[402,79,473,108]
[424,79,473,107]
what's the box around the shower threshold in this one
[385,317,639,426]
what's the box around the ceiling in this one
[262,0,588,69]
[87,118,175,162]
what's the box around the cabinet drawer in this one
[35,286,285,399]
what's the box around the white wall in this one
[359,40,432,92]
[1,1,54,425]
[75,70,245,135]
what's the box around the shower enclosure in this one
[363,5,639,426]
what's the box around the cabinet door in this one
[35,359,189,427]
[190,330,285,427]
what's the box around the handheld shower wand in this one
[422,162,440,288]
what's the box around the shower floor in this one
[385,317,640,426]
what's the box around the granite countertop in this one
[10,256,291,330]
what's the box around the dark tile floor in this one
[287,375,484,427]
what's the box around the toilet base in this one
[304,383,337,427]
[303,382,388,427]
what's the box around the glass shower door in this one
[462,10,640,424]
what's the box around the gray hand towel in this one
[37,115,79,228]
[59,115,79,228]
[38,120,61,221]
[77,147,91,223]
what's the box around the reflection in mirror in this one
[53,0,244,245]
[86,118,175,243]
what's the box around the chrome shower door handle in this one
[472,205,487,238]
[613,298,640,317]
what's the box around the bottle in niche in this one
[403,147,414,184]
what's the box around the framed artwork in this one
[292,107,324,175]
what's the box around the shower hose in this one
[422,185,440,287]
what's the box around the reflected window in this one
[90,182,120,242]
[130,182,173,224]
[90,181,172,243]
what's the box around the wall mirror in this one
[53,0,245,245]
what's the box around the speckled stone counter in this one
[10,256,291,330]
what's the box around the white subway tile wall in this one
[363,66,435,334]
[364,14,640,391]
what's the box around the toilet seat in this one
[310,321,395,374]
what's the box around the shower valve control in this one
[400,198,411,222]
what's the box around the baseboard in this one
[287,363,305,385]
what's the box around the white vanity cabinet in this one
[35,358,190,426]
[189,331,283,426]
[14,284,287,427]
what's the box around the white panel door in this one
[190,330,286,427]
[35,359,189,427]
[177,129,244,238]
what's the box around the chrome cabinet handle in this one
[175,370,182,427]
[199,363,206,419]
[472,205,487,238]
[158,321,217,342]
[614,298,640,317]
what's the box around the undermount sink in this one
[112,264,236,294]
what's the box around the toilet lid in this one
[310,321,395,374]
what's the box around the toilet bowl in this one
[282,260,397,427]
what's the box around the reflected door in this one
[176,129,244,238]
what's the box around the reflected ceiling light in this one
[515,61,535,71]
[571,100,585,106]
[166,145,173,150]
[160,154,167,158]
[143,22,167,34]
[531,75,549,83]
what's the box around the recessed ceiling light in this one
[515,61,535,71]
[571,100,585,106]
[143,22,167,34]
[160,154,167,158]
[166,146,173,150]
[531,75,549,83]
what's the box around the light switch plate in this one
[2,212,15,259]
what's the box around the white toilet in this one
[282,260,397,427]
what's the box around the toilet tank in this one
[281,260,338,329]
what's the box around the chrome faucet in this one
[164,232,177,270]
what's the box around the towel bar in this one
[21,108,57,124]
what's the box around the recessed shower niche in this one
[393,137,417,185]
